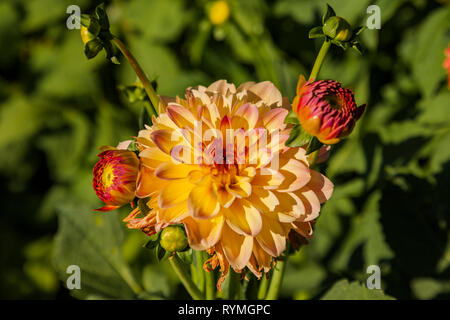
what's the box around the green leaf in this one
[330,191,394,271]
[306,137,323,155]
[177,248,193,265]
[284,110,299,125]
[155,244,169,262]
[322,4,336,25]
[285,124,312,147]
[308,26,325,39]
[53,204,142,299]
[321,279,395,300]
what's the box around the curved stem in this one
[308,40,331,81]
[111,37,159,116]
[170,255,205,300]
[265,257,287,300]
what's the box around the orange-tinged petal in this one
[221,223,253,270]
[155,162,197,180]
[139,147,172,169]
[256,214,286,257]
[224,199,262,237]
[216,185,236,208]
[136,166,168,198]
[226,176,252,198]
[151,129,183,154]
[158,178,193,208]
[166,104,196,129]
[251,168,284,190]
[188,178,220,219]
[183,215,224,250]
[157,202,189,223]
[252,240,272,273]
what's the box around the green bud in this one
[322,16,352,42]
[159,225,188,252]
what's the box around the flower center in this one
[102,165,116,188]
[325,94,344,110]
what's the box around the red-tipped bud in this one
[292,76,366,145]
[93,148,139,211]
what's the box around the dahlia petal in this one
[158,178,193,208]
[151,129,182,154]
[292,221,314,239]
[207,80,236,95]
[94,205,121,212]
[261,108,288,132]
[166,104,196,129]
[217,186,236,208]
[251,168,284,190]
[188,179,220,219]
[226,177,252,198]
[256,214,286,257]
[136,166,168,198]
[155,162,197,180]
[157,202,189,223]
[139,147,172,169]
[225,199,262,237]
[232,103,258,130]
[307,170,334,203]
[221,223,253,270]
[278,159,311,192]
[252,240,272,273]
[247,81,283,107]
[297,188,321,221]
[183,215,224,250]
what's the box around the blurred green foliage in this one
[0,0,449,300]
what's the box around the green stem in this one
[265,258,287,300]
[308,40,331,81]
[257,274,269,300]
[169,255,205,300]
[203,252,216,300]
[111,37,159,116]
[193,250,205,293]
[226,269,240,300]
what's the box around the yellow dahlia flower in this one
[123,80,333,286]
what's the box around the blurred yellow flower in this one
[209,0,230,25]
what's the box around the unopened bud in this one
[322,16,352,42]
[160,225,189,252]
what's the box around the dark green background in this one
[0,0,449,299]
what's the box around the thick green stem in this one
[111,37,159,116]
[265,258,287,300]
[308,40,331,81]
[203,252,216,300]
[169,255,205,300]
[257,274,269,300]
